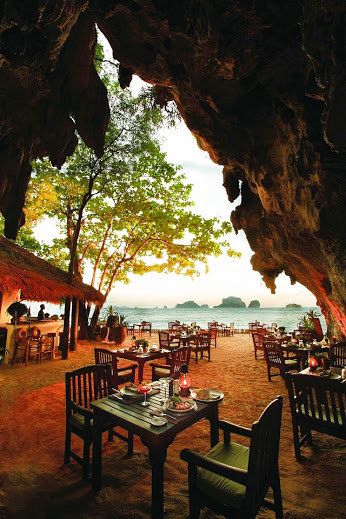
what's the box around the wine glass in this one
[138,383,151,407]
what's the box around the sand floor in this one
[0,334,345,519]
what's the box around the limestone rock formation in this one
[175,300,200,308]
[215,296,246,308]
[0,1,345,336]
[248,300,260,308]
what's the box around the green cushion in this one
[118,369,134,378]
[197,442,249,509]
[285,359,298,366]
[70,412,93,430]
[154,367,171,378]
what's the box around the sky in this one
[105,109,316,308]
[35,36,317,309]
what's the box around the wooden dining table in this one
[91,387,222,519]
[114,348,171,383]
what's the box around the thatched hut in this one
[0,236,104,362]
[0,235,104,312]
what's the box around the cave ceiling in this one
[0,1,345,334]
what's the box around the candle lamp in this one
[179,364,191,397]
[309,355,318,372]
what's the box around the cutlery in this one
[150,411,177,420]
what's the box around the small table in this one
[91,388,222,519]
[114,349,171,383]
[281,344,329,368]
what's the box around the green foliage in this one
[22,48,237,305]
[298,313,315,332]
[0,216,42,255]
[7,302,28,317]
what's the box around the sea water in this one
[109,306,326,332]
[24,302,326,333]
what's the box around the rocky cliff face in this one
[0,1,345,335]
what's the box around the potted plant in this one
[7,302,28,324]
[107,311,127,345]
[298,310,323,341]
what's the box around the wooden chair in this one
[330,342,346,367]
[189,332,211,363]
[27,326,42,364]
[140,321,152,336]
[64,364,133,480]
[150,346,191,381]
[263,341,299,381]
[159,330,180,351]
[209,327,217,348]
[40,332,55,361]
[11,328,29,366]
[251,332,264,360]
[285,373,346,459]
[180,396,284,519]
[94,348,137,388]
[126,324,135,336]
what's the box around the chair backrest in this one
[251,332,263,350]
[262,341,285,369]
[159,330,170,348]
[16,328,28,341]
[330,342,346,367]
[209,327,217,339]
[65,364,112,414]
[285,373,346,432]
[170,346,191,378]
[141,321,152,331]
[229,322,234,331]
[94,348,120,387]
[208,322,217,329]
[29,326,41,339]
[246,396,283,517]
[194,332,211,347]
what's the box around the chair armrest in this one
[71,402,93,419]
[218,420,252,438]
[180,448,248,485]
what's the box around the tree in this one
[24,64,238,349]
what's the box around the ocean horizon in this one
[23,302,326,333]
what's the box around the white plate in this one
[150,417,167,427]
[190,388,224,403]
[163,398,197,414]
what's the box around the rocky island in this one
[248,300,260,308]
[214,296,246,308]
[175,300,206,308]
[286,303,302,308]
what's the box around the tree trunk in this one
[70,297,79,351]
[79,303,91,340]
[61,298,71,359]
[90,305,102,333]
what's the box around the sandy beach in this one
[0,334,344,519]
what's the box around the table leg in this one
[208,403,220,448]
[138,361,144,383]
[92,411,103,491]
[148,444,167,519]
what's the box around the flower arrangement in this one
[135,338,149,350]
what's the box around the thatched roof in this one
[0,236,105,304]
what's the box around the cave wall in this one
[0,1,345,335]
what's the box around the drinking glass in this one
[138,383,151,407]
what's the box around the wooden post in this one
[70,297,79,351]
[61,298,71,359]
